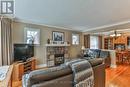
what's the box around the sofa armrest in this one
[93,63,105,87]
[88,58,103,67]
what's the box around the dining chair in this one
[122,51,130,64]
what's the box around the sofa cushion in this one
[99,51,110,58]
[31,74,73,87]
[84,48,90,57]
[66,58,103,67]
[88,58,103,67]
[84,49,101,58]
[91,49,101,58]
[88,50,95,58]
[28,65,72,85]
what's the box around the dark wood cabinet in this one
[104,38,113,49]
[127,37,130,45]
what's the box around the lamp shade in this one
[81,46,85,50]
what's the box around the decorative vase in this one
[47,39,50,44]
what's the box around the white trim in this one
[83,21,130,32]
[13,18,81,32]
[45,44,70,47]
[13,18,130,33]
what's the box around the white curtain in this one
[0,18,13,66]
[90,35,99,49]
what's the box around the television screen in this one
[14,44,34,61]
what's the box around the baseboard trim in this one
[36,64,47,68]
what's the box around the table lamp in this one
[81,46,85,55]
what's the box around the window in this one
[72,34,79,45]
[24,28,40,44]
[90,35,99,49]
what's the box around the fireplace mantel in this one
[45,44,70,47]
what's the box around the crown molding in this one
[13,18,130,33]
[83,20,130,32]
[13,18,81,32]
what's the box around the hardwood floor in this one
[12,80,22,87]
[106,64,130,87]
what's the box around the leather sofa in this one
[83,49,111,67]
[22,58,105,87]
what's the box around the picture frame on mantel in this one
[52,31,64,42]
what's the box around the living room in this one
[1,0,130,87]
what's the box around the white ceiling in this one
[14,0,130,32]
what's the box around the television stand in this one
[12,58,36,81]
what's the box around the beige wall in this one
[12,22,83,65]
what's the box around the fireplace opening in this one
[54,54,64,66]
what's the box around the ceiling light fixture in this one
[110,30,121,39]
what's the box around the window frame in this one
[72,33,80,45]
[90,35,99,49]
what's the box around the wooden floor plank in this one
[106,64,130,87]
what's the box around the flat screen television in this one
[14,44,34,62]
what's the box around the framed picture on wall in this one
[24,27,40,44]
[52,31,64,41]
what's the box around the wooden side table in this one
[0,65,13,87]
[12,58,36,81]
